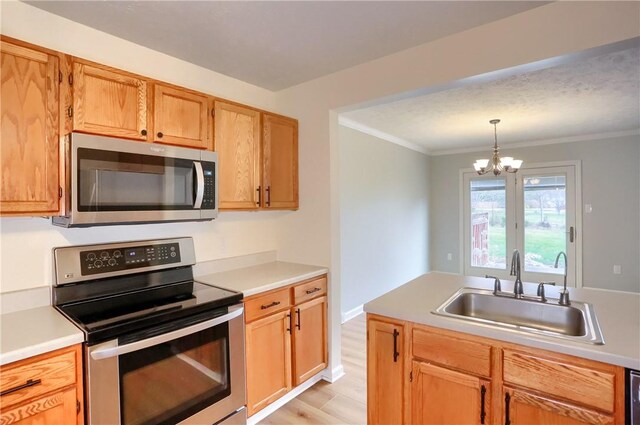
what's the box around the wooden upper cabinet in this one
[73,61,147,140]
[153,84,208,149]
[367,317,405,425]
[0,41,59,215]
[213,101,261,209]
[292,296,327,386]
[262,113,298,209]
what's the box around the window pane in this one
[523,175,566,274]
[470,179,506,269]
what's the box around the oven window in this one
[119,324,231,425]
[77,148,196,211]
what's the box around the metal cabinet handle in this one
[141,129,147,136]
[266,186,271,207]
[0,379,42,396]
[256,186,261,206]
[480,385,487,424]
[392,329,400,362]
[505,392,511,425]
[305,287,322,295]
[157,132,164,138]
[286,313,292,334]
[295,308,301,330]
[260,301,280,310]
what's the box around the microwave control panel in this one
[201,162,216,210]
[80,242,181,275]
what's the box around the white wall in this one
[0,1,283,293]
[429,135,640,293]
[339,125,429,315]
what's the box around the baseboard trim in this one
[246,372,324,425]
[321,364,345,383]
[341,305,364,324]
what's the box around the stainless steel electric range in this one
[53,237,246,425]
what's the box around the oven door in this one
[54,132,217,227]
[86,304,245,425]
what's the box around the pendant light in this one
[473,119,522,175]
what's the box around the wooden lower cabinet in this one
[292,296,328,386]
[366,317,625,425]
[367,316,405,425]
[412,361,490,425]
[503,387,614,425]
[245,310,292,416]
[0,344,83,425]
[244,275,328,417]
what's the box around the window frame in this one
[459,160,582,288]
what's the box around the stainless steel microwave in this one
[53,133,218,227]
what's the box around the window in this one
[463,163,580,286]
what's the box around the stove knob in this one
[87,253,96,261]
[170,252,177,258]
[94,260,103,268]
[100,251,109,259]
[113,250,122,258]
[108,258,116,266]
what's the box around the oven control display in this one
[80,243,181,275]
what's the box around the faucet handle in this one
[537,281,556,302]
[486,275,502,294]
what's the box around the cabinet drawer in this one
[293,276,327,304]
[245,288,291,323]
[1,347,77,408]
[412,327,491,378]
[502,349,616,412]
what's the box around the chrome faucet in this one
[555,251,570,306]
[510,249,523,297]
[485,275,501,295]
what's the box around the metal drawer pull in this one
[1,379,42,396]
[505,392,511,425]
[305,287,322,295]
[260,301,281,310]
[296,308,301,330]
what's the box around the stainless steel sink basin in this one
[433,288,604,345]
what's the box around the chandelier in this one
[473,119,522,175]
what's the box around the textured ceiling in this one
[25,1,546,91]
[342,46,640,154]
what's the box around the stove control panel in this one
[80,242,181,275]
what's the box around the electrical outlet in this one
[613,265,622,275]
[447,253,452,261]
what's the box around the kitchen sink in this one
[433,287,604,345]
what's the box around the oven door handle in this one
[193,161,205,209]
[90,306,243,361]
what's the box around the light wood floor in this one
[259,314,367,425]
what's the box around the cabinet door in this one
[1,41,59,215]
[412,361,490,425]
[367,317,405,425]
[213,101,261,209]
[262,113,298,209]
[0,386,78,425]
[153,84,208,149]
[292,296,327,386]
[245,310,292,416]
[73,61,147,140]
[503,387,614,425]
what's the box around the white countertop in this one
[0,306,84,366]
[196,261,329,297]
[364,272,640,370]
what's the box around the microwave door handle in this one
[193,161,205,209]
[90,306,243,361]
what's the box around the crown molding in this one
[338,116,430,155]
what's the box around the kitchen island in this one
[364,272,639,425]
